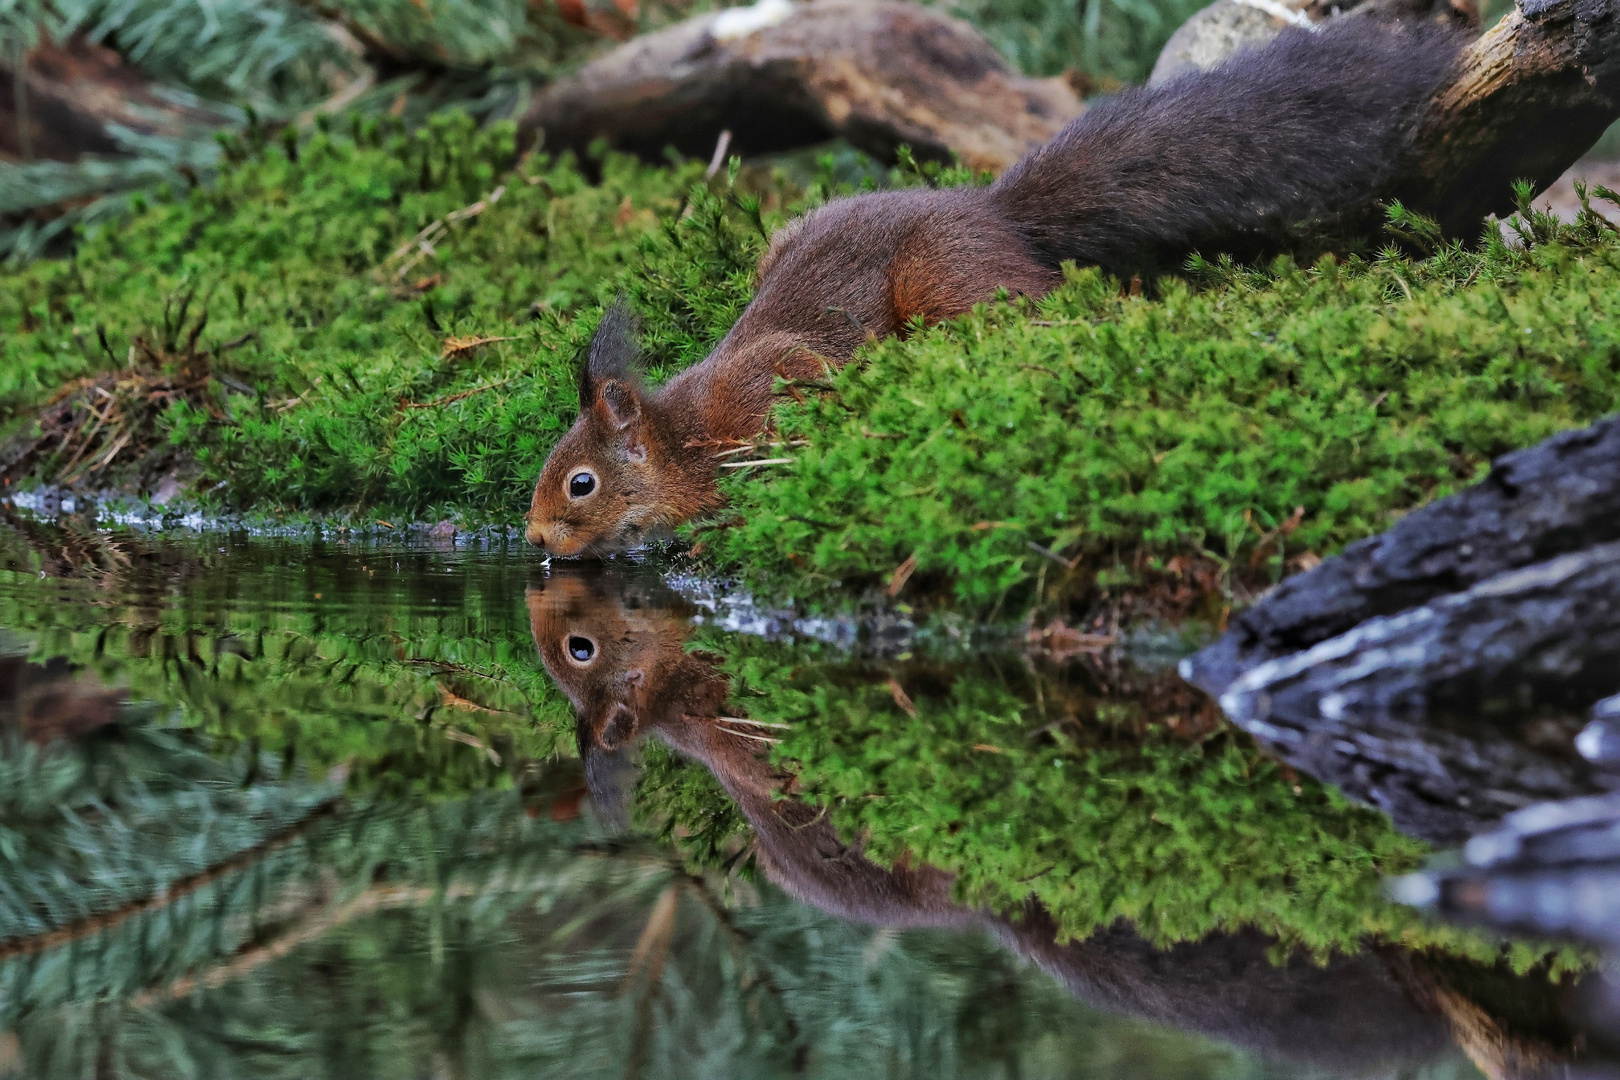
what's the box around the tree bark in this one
[1184,415,1620,844]
[0,35,222,164]
[519,0,1084,173]
[1209,541,1620,843]
[1183,414,1620,698]
[1410,0,1620,233]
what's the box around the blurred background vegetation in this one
[0,0,1213,262]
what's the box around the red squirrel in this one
[526,18,1468,556]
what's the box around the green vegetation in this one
[1,0,1199,260]
[8,108,1620,623]
[634,634,1585,975]
[701,199,1620,612]
[1,115,766,516]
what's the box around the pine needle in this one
[403,377,519,410]
[440,335,516,360]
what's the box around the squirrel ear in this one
[598,379,642,431]
[577,299,644,410]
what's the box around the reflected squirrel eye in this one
[568,471,596,498]
[567,636,595,662]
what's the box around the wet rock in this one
[1392,791,1620,946]
[1579,695,1620,765]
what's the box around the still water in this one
[0,513,1613,1079]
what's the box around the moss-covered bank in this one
[5,116,1620,617]
[699,209,1620,614]
[1,114,772,517]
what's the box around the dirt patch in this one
[0,304,249,495]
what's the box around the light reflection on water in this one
[0,520,1608,1078]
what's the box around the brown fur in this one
[527,20,1469,555]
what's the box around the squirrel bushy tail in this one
[990,18,1466,275]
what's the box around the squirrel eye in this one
[568,471,596,498]
[566,635,596,663]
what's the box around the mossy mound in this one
[1,113,767,518]
[698,206,1620,613]
[6,110,1620,623]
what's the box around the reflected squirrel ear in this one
[577,298,645,412]
[597,702,639,750]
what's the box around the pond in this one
[0,509,1613,1079]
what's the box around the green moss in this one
[0,113,770,519]
[648,636,1589,975]
[9,110,1620,627]
[700,209,1620,612]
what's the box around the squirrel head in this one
[526,304,670,557]
[526,570,729,823]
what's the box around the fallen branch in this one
[440,334,516,360]
[376,186,505,281]
[520,0,1083,172]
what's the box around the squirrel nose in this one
[527,517,586,557]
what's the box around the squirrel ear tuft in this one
[577,298,644,409]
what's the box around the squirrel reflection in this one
[529,569,1592,1079]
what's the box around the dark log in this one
[519,0,1084,172]
[0,36,222,163]
[1209,540,1620,843]
[1183,414,1620,699]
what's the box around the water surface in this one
[0,514,1612,1079]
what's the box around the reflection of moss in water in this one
[4,761,1303,1080]
[0,534,577,797]
[637,635,1589,976]
[637,739,755,876]
[0,685,1322,1080]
